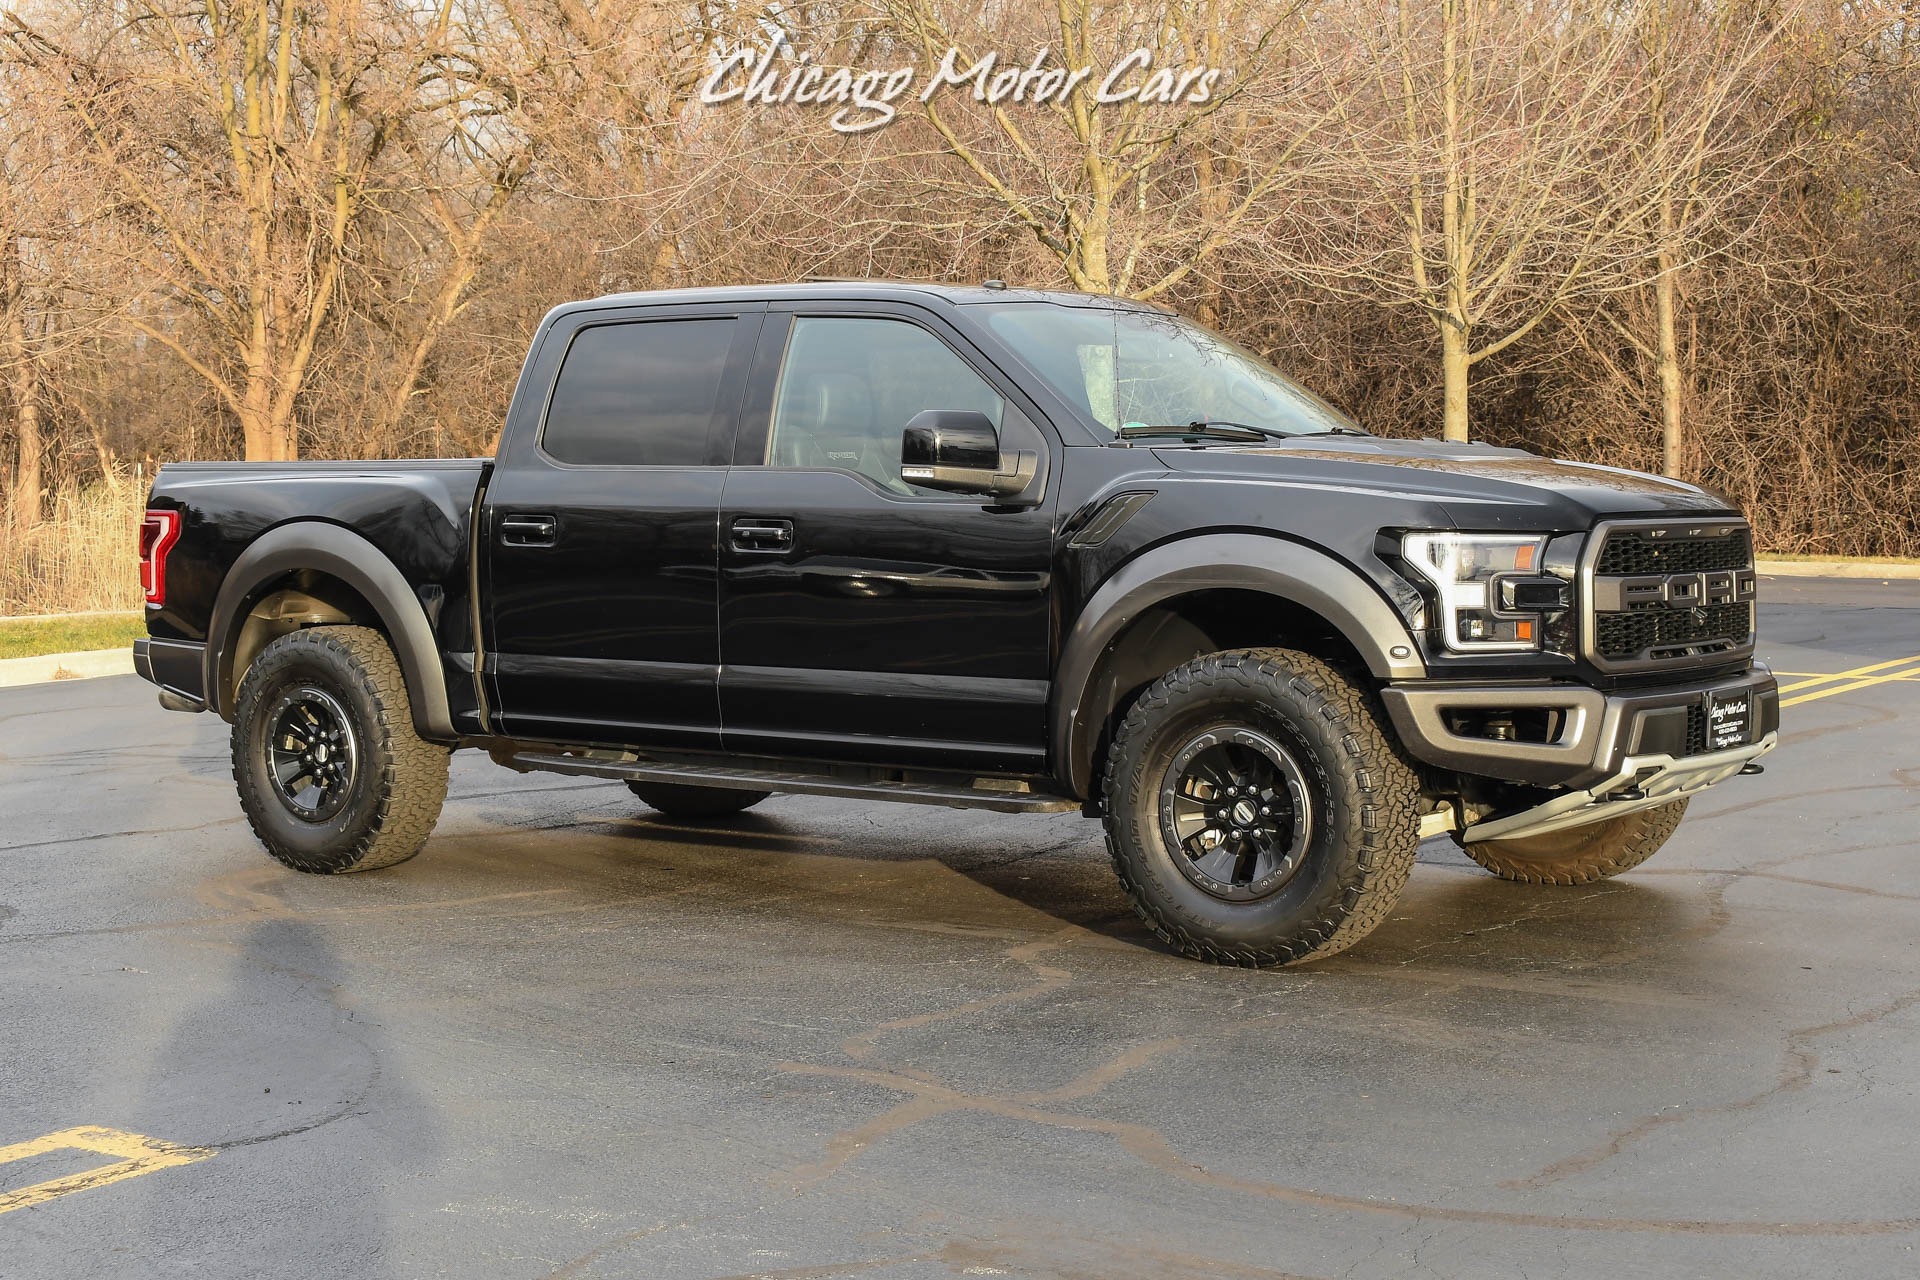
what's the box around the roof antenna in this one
[982,279,1007,290]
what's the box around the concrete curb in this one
[1758,557,1920,580]
[0,649,136,688]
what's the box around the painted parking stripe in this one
[1780,662,1920,708]
[1777,653,1920,693]
[0,1126,214,1214]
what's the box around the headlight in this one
[1402,532,1562,652]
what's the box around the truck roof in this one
[569,280,1169,315]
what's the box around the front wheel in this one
[1102,648,1420,967]
[1453,799,1688,885]
[232,625,449,874]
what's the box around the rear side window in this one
[542,318,737,465]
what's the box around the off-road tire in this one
[233,625,449,873]
[626,781,770,818]
[1102,648,1421,967]
[1453,798,1688,885]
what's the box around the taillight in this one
[139,509,182,606]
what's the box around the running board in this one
[504,751,1081,814]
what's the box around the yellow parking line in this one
[0,1126,214,1214]
[1778,653,1920,693]
[1780,663,1920,708]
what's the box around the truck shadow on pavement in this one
[446,799,1714,975]
[124,917,441,1271]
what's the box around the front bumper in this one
[1384,663,1779,843]
[1382,663,1780,790]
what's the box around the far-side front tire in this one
[626,781,770,818]
[233,625,450,874]
[1102,648,1421,967]
[1452,799,1688,885]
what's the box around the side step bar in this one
[504,750,1081,814]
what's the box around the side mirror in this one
[900,410,1038,499]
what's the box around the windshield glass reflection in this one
[978,303,1359,437]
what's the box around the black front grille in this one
[1685,704,1707,755]
[1596,527,1752,575]
[1587,521,1757,669]
[1595,601,1753,661]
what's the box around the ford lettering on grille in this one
[1585,520,1757,671]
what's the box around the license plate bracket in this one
[1705,690,1752,751]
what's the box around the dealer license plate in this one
[1705,691,1752,751]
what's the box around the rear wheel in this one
[232,625,449,874]
[626,781,770,818]
[1102,648,1420,967]
[1453,799,1688,885]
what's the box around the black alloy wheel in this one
[263,685,360,822]
[1160,727,1312,902]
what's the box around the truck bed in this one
[144,458,491,647]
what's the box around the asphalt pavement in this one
[3,575,1918,1279]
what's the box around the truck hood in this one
[1149,436,1736,530]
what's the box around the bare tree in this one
[1294,0,1683,440]
[361,5,537,450]
[0,52,67,531]
[864,0,1333,300]
[506,0,736,290]
[1,228,43,533]
[5,0,523,461]
[1597,0,1799,477]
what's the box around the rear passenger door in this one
[484,303,763,746]
[716,303,1059,772]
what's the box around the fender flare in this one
[1051,533,1426,798]
[205,521,457,742]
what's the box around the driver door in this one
[716,304,1059,771]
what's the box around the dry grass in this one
[0,481,146,617]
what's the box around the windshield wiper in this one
[1118,420,1293,443]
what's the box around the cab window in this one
[767,317,1004,493]
[543,318,737,466]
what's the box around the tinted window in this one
[543,319,737,465]
[768,317,1003,493]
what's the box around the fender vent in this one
[1068,491,1154,548]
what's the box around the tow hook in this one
[1608,766,1666,802]
[1740,762,1765,776]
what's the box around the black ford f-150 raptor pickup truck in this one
[135,282,1778,966]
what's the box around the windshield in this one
[975,303,1359,438]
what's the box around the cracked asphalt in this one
[3,575,1917,1279]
